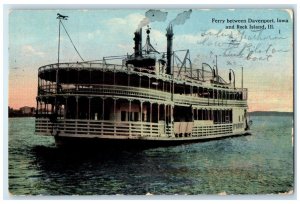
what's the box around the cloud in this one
[86,29,102,40]
[169,9,192,27]
[21,45,45,57]
[138,9,168,29]
[105,13,144,29]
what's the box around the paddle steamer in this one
[35,17,250,147]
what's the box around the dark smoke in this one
[138,9,168,29]
[169,9,192,26]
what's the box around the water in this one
[8,116,294,195]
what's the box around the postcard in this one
[7,8,294,196]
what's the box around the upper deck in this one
[37,61,248,108]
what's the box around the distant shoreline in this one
[249,111,293,116]
[8,111,293,118]
[9,115,35,118]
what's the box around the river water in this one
[8,115,294,196]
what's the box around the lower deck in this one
[35,118,248,142]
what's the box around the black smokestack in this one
[166,25,174,75]
[134,28,142,57]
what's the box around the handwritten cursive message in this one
[196,28,289,65]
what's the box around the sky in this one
[8,8,293,112]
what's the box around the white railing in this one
[173,94,247,107]
[36,118,236,139]
[39,84,56,94]
[62,85,172,101]
[38,84,246,107]
[192,123,232,137]
[38,62,172,81]
[35,118,166,138]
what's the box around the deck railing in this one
[38,84,247,107]
[62,85,172,101]
[35,118,235,139]
[38,62,172,81]
[192,124,232,137]
[173,94,247,107]
[35,118,167,138]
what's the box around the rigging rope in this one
[60,21,85,62]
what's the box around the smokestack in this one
[139,28,142,56]
[133,28,142,57]
[166,25,174,75]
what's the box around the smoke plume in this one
[169,9,192,26]
[138,9,168,29]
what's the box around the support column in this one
[113,98,117,136]
[164,104,167,134]
[88,97,91,120]
[36,99,39,116]
[150,102,152,123]
[101,97,105,136]
[113,98,117,121]
[170,105,174,137]
[64,97,68,119]
[150,102,152,136]
[171,105,174,123]
[140,101,143,122]
[129,99,132,137]
[140,100,143,137]
[158,103,160,122]
[76,96,79,119]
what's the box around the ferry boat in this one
[35,17,251,148]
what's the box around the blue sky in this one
[9,9,293,111]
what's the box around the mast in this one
[55,13,68,116]
[57,18,61,93]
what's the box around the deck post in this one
[158,103,160,122]
[36,99,39,116]
[88,97,91,120]
[157,103,160,137]
[113,98,117,136]
[76,96,79,119]
[171,105,174,137]
[150,102,152,136]
[101,97,105,136]
[164,104,167,134]
[129,99,132,137]
[64,97,68,119]
[102,97,105,120]
[140,100,143,137]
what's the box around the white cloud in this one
[21,45,45,57]
[87,29,102,40]
[105,13,145,30]
[117,43,133,53]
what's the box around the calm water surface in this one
[8,116,294,195]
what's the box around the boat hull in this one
[54,131,251,149]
